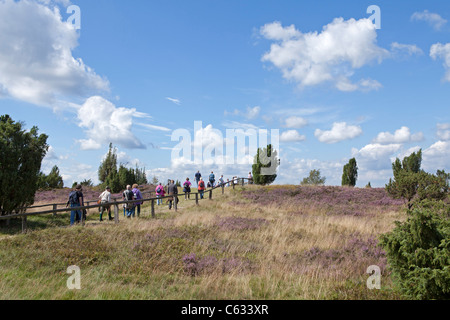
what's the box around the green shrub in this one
[379,205,450,299]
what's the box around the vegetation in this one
[0,115,48,218]
[342,158,358,187]
[38,165,64,190]
[252,144,278,186]
[301,169,326,186]
[380,201,450,299]
[0,185,407,300]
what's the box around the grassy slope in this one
[0,185,408,300]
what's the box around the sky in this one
[0,0,449,188]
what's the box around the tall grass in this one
[0,185,407,299]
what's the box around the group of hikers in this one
[67,171,254,226]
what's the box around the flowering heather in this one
[182,253,253,276]
[240,186,404,216]
[216,216,267,231]
[294,233,387,275]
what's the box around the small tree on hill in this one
[342,158,358,187]
[252,144,279,186]
[301,169,326,186]
[38,165,64,190]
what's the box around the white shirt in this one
[100,191,111,202]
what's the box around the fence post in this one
[114,201,119,224]
[195,193,199,205]
[151,199,155,218]
[174,195,178,212]
[241,178,244,187]
[209,190,212,200]
[222,185,224,194]
[22,216,27,234]
[53,204,57,217]
[81,208,85,227]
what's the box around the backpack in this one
[68,191,79,206]
[199,181,205,189]
[209,174,215,181]
[156,186,162,193]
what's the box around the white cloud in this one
[423,140,450,171]
[315,122,363,144]
[137,122,172,132]
[76,96,147,150]
[260,18,388,92]
[373,126,424,144]
[222,121,259,131]
[225,106,261,119]
[430,43,450,82]
[284,116,308,128]
[437,123,450,141]
[0,0,109,107]
[411,10,447,30]
[166,97,181,105]
[354,143,402,161]
[280,130,306,143]
[390,42,424,56]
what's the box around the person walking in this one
[123,185,135,218]
[248,172,253,184]
[198,177,206,199]
[183,178,192,200]
[132,184,143,217]
[67,184,83,226]
[98,186,112,221]
[155,182,165,205]
[195,171,202,187]
[209,171,215,187]
[167,180,178,210]
[218,175,225,186]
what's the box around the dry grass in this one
[0,185,407,300]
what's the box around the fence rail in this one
[0,178,253,234]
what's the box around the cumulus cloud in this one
[225,106,261,120]
[0,0,109,107]
[411,10,447,30]
[423,140,450,171]
[430,43,450,82]
[284,116,308,128]
[315,122,363,144]
[390,42,424,57]
[280,130,306,143]
[260,18,388,92]
[76,96,148,150]
[373,126,424,144]
[437,123,450,141]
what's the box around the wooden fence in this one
[0,178,253,234]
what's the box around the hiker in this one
[198,178,206,199]
[248,172,253,184]
[183,178,192,200]
[167,180,178,210]
[207,181,212,188]
[132,184,143,217]
[67,184,83,226]
[195,171,202,187]
[218,175,225,187]
[123,185,135,218]
[98,186,112,221]
[209,171,215,187]
[155,182,165,205]
[226,178,230,187]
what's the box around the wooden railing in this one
[0,178,253,234]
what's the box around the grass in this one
[0,185,408,300]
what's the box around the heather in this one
[0,184,409,300]
[239,186,404,216]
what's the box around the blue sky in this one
[1,0,449,187]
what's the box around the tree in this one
[379,205,450,299]
[342,158,358,187]
[386,150,448,209]
[0,115,48,217]
[98,143,118,185]
[301,169,326,186]
[365,182,372,188]
[252,144,279,186]
[151,176,159,185]
[37,165,64,189]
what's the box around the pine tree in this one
[342,158,358,187]
[252,144,279,186]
